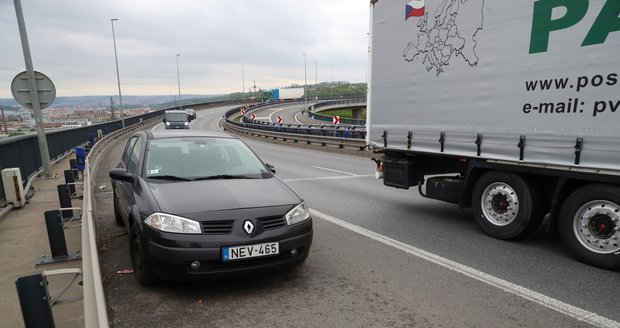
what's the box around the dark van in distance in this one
[163,110,190,129]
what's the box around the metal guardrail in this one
[223,102,368,151]
[81,115,164,327]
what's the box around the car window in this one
[145,137,269,179]
[166,112,188,122]
[121,137,138,167]
[126,137,143,174]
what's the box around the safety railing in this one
[223,102,368,151]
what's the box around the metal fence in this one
[0,99,243,205]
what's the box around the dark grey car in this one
[109,130,313,285]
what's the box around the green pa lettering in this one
[530,0,620,54]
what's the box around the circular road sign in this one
[11,71,56,110]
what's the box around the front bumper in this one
[145,219,313,280]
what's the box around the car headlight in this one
[165,122,170,126]
[184,121,189,126]
[144,212,201,234]
[285,202,310,225]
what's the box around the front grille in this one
[259,215,287,230]
[202,220,234,234]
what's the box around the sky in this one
[0,0,370,98]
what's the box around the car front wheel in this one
[130,227,158,286]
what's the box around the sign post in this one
[12,0,53,177]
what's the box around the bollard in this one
[68,159,79,180]
[15,274,55,328]
[63,171,75,196]
[35,210,81,265]
[56,186,73,218]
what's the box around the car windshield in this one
[144,137,270,180]
[166,112,187,122]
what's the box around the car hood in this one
[146,177,301,215]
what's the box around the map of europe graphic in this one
[403,0,485,76]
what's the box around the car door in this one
[118,136,144,222]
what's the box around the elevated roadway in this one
[92,105,619,327]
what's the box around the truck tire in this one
[472,171,544,240]
[558,184,620,270]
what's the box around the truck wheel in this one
[472,171,544,240]
[558,184,620,270]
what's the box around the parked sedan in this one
[109,130,313,285]
[185,108,197,121]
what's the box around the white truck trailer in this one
[274,87,305,100]
[367,0,620,269]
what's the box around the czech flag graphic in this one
[406,0,425,20]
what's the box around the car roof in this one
[164,110,186,114]
[145,130,234,140]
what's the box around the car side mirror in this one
[109,168,135,183]
[265,163,276,174]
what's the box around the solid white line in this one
[310,209,620,328]
[295,112,305,125]
[151,123,162,131]
[312,166,356,176]
[283,174,374,183]
[268,109,284,123]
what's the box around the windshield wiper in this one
[148,175,192,181]
[192,174,260,181]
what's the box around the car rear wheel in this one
[130,227,158,286]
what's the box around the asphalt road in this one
[93,105,619,328]
[250,103,306,124]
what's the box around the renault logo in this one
[243,220,255,235]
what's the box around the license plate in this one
[222,242,279,262]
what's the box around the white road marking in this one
[151,123,162,130]
[295,112,305,125]
[283,174,374,182]
[312,166,357,176]
[310,209,620,328]
[268,109,284,122]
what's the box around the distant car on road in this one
[109,130,313,285]
[163,110,189,129]
[185,108,197,121]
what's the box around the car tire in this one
[130,227,158,286]
[113,190,124,226]
[558,184,620,270]
[472,171,545,240]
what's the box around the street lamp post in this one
[301,53,307,102]
[242,64,245,102]
[314,61,318,101]
[330,65,333,98]
[176,54,182,110]
[110,18,125,128]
